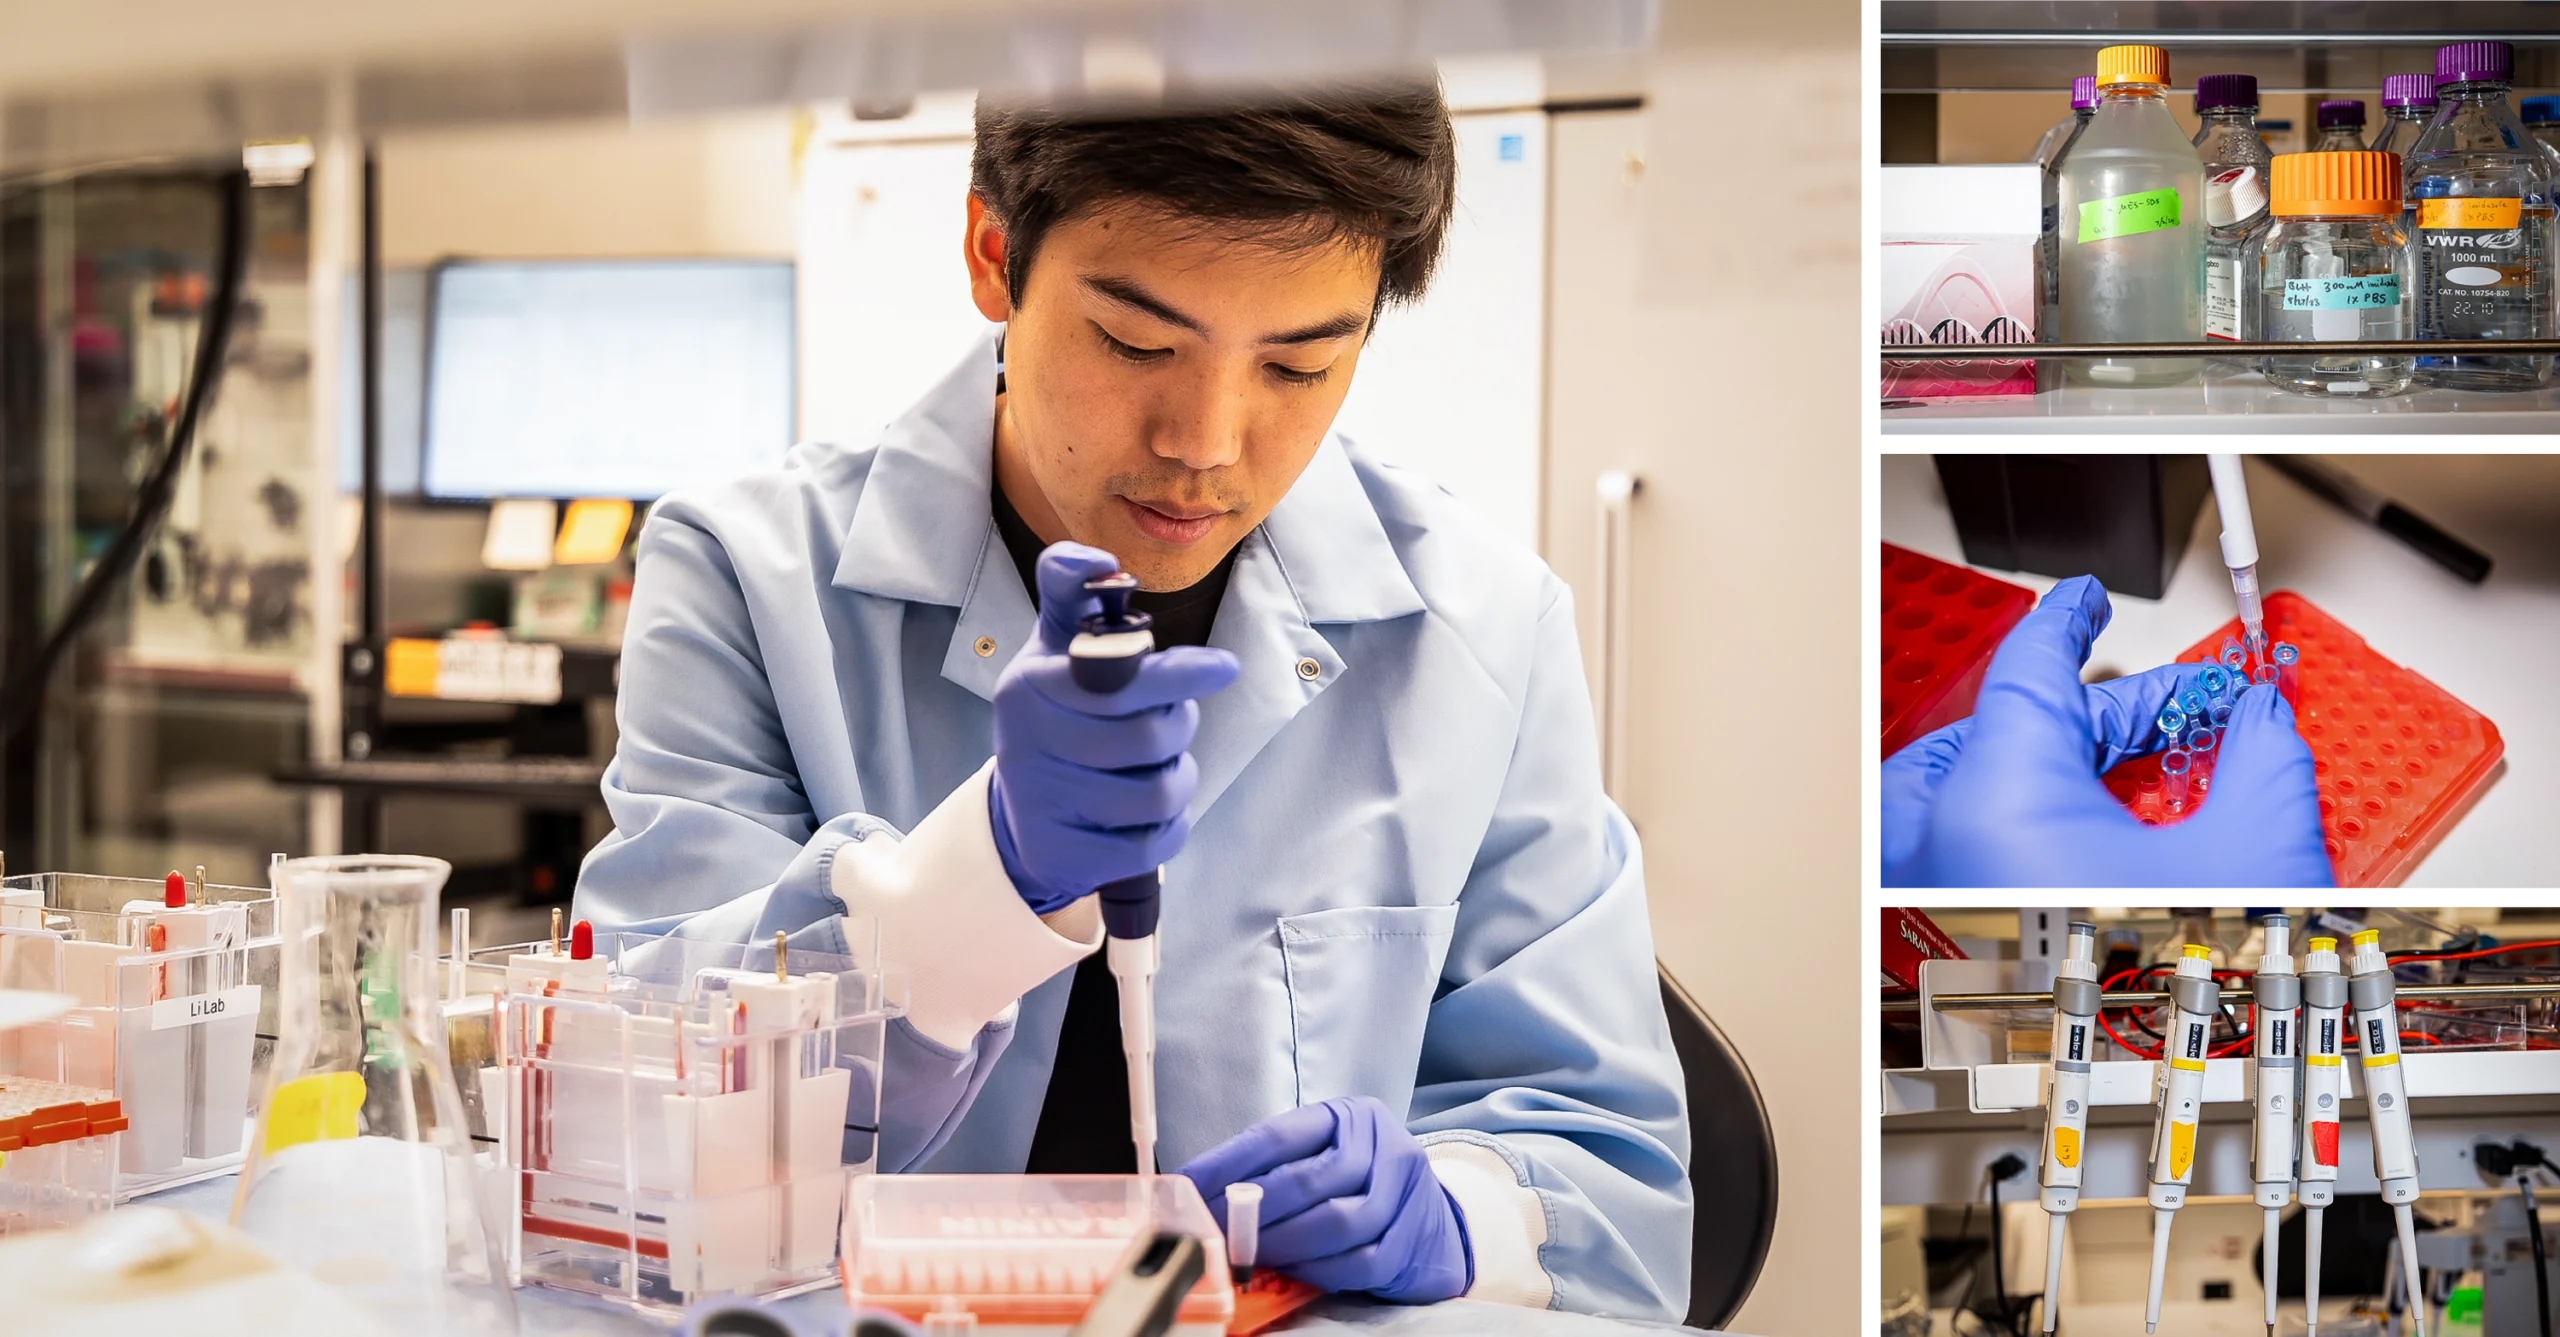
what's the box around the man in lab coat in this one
[577,83,1693,1319]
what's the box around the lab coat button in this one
[1296,657,1322,681]
[974,636,997,658]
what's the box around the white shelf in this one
[1884,1051,2560,1118]
[1883,363,2560,433]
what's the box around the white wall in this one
[1541,9,1862,1331]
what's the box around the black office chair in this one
[1660,963,1778,1332]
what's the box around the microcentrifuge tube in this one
[2158,704,2188,741]
[2197,663,2229,699]
[2211,702,2233,732]
[1227,1180,1264,1284]
[2162,749,2192,812]
[2222,644,2249,673]
[2272,642,2300,709]
[2187,726,2217,792]
[2251,666,2276,691]
[2222,636,2246,665]
[2179,688,2209,720]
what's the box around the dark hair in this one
[970,83,1457,313]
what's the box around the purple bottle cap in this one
[2195,73,2259,112]
[2382,73,2439,107]
[2071,75,2099,110]
[2435,40,2514,87]
[2317,99,2366,129]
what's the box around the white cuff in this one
[1426,1139,1553,1309]
[829,761,1103,1048]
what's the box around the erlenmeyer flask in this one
[232,855,517,1333]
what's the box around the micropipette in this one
[2145,944,2222,1335]
[1226,1180,1264,1287]
[2298,936,2348,1337]
[2209,453,2269,664]
[2350,929,2428,1337]
[2039,922,2102,1334]
[1069,571,1164,1175]
[2250,915,2302,1337]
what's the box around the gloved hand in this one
[1179,1096,1472,1304]
[1883,575,2333,888]
[989,541,1240,914]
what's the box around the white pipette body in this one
[2350,930,2427,1337]
[2040,923,2102,1334]
[2208,453,2267,654]
[2146,945,2221,1335]
[2250,916,2301,1337]
[2298,936,2348,1337]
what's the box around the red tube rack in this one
[1881,544,2034,759]
[2101,591,2502,887]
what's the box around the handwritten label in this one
[2078,188,2183,243]
[149,983,260,1031]
[2419,197,2523,230]
[2284,274,2402,311]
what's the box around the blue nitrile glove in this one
[1883,575,2333,888]
[988,541,1241,914]
[1179,1096,1473,1304]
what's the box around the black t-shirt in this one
[990,481,1237,1172]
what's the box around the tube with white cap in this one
[2208,454,2268,664]
[2250,915,2301,1337]
[2145,944,2221,1335]
[1225,1180,1263,1288]
[2350,929,2428,1337]
[2039,922,2101,1334]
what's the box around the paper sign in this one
[2284,274,2402,310]
[481,497,559,572]
[150,984,260,1031]
[2078,188,2184,243]
[263,1071,365,1153]
[2418,197,2522,230]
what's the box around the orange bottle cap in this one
[2096,45,2171,89]
[2271,151,2403,216]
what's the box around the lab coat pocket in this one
[1277,903,1460,1112]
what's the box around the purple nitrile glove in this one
[1883,575,2332,888]
[987,541,1239,914]
[1180,1096,1473,1304]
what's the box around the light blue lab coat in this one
[575,333,1693,1320]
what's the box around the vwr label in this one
[150,984,260,1031]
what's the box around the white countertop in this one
[1881,451,2560,886]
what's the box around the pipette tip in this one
[2147,1324,2157,1334]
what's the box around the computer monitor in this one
[422,259,795,500]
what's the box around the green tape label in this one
[2284,274,2401,311]
[2077,188,2184,243]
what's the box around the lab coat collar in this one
[831,330,1428,713]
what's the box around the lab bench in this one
[135,1173,1721,1336]
[1880,452,2560,886]
[1879,0,2560,434]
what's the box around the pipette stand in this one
[0,870,274,1210]
[489,926,905,1314]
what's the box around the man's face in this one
[968,198,1377,591]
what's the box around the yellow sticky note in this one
[384,638,443,699]
[262,1071,365,1153]
[554,499,635,566]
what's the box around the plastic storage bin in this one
[0,870,276,1202]
[843,1174,1236,1335]
[1881,544,2035,758]
[492,927,905,1314]
[2101,591,2501,886]
[0,1077,124,1236]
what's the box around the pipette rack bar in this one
[0,870,276,1206]
[843,1174,1237,1335]
[0,1076,122,1237]
[489,927,906,1314]
[1881,544,2034,759]
[2100,591,2501,886]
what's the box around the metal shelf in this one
[1880,363,2560,432]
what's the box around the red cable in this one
[2390,939,2560,967]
